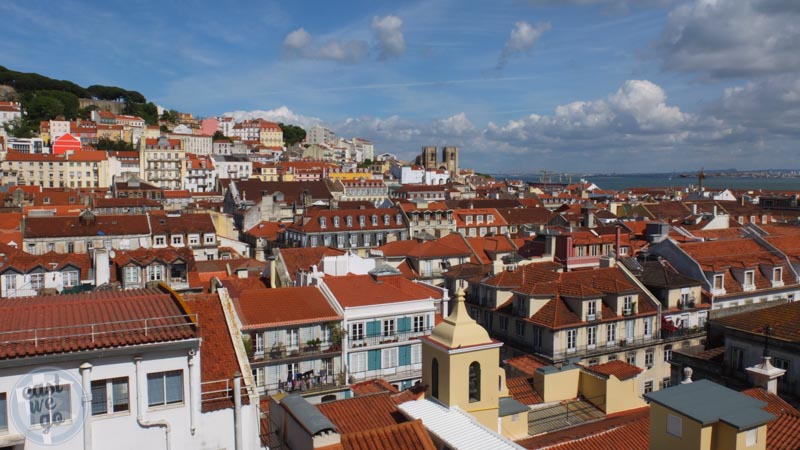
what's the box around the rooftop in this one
[234,287,341,330]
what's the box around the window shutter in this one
[368,350,381,370]
[366,320,381,337]
[399,345,411,366]
[266,330,279,350]
[398,317,411,332]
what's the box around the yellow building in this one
[420,289,529,440]
[0,151,111,188]
[645,379,771,450]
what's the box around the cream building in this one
[0,151,111,188]
[140,136,186,190]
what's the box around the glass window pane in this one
[164,371,183,404]
[0,393,7,430]
[147,373,165,407]
[91,381,108,415]
[112,378,129,412]
[52,385,71,422]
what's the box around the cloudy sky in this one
[3,0,800,173]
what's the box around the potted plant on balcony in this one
[243,335,254,358]
[307,338,321,351]
[329,323,345,351]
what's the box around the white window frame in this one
[124,266,140,284]
[63,270,79,287]
[566,329,577,353]
[587,325,597,349]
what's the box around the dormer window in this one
[333,216,340,228]
[346,216,353,227]
[476,215,484,224]
[744,270,755,289]
[774,267,782,282]
[359,216,365,227]
[587,301,597,321]
[713,274,724,291]
[487,214,494,224]
[371,215,378,226]
[384,214,390,225]
[395,214,402,225]
[623,296,633,315]
[320,217,327,229]
[466,215,473,225]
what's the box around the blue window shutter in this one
[425,314,430,329]
[368,350,381,370]
[367,320,381,337]
[398,317,411,332]
[399,345,411,366]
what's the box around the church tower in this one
[421,289,508,430]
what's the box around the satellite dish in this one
[109,250,116,259]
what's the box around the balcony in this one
[348,328,432,350]
[551,334,660,361]
[259,373,343,396]
[252,342,342,363]
[661,326,706,342]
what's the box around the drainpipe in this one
[233,372,243,450]
[134,356,171,450]
[187,349,197,436]
[79,362,93,450]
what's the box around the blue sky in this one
[3,0,800,173]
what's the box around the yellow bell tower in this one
[421,288,508,430]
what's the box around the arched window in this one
[371,215,378,226]
[469,362,481,403]
[432,358,439,399]
[333,216,340,227]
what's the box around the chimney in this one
[747,356,786,395]
[615,226,621,257]
[691,203,698,215]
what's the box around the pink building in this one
[201,117,219,136]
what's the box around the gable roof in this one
[234,287,341,330]
[339,419,436,450]
[324,274,442,308]
[317,392,405,434]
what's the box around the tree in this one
[279,123,306,146]
[95,137,135,151]
[3,117,35,138]
[26,95,64,123]
[212,130,226,141]
[37,90,79,119]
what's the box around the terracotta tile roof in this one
[741,388,800,450]
[234,287,341,330]
[218,277,270,298]
[582,360,643,381]
[378,239,422,258]
[112,247,195,270]
[466,235,518,264]
[0,288,196,360]
[452,208,509,228]
[230,179,332,204]
[339,419,436,450]
[506,377,543,405]
[150,213,216,235]
[316,392,406,434]
[505,354,550,378]
[350,379,399,396]
[287,208,406,233]
[23,214,151,238]
[278,247,346,281]
[246,221,283,240]
[713,301,800,342]
[4,151,108,162]
[183,293,250,412]
[517,407,650,450]
[324,274,443,308]
[497,207,554,226]
[93,197,162,209]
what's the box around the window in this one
[607,323,617,344]
[3,274,16,292]
[774,267,783,282]
[30,272,44,290]
[171,235,183,245]
[587,301,597,320]
[371,215,378,226]
[661,377,671,390]
[188,235,199,246]
[147,265,164,281]
[607,354,618,362]
[588,358,599,366]
[287,328,299,348]
[125,266,139,283]
[666,413,682,437]
[63,270,79,287]
[359,216,365,227]
[499,316,509,332]
[0,392,6,431]
[644,380,653,394]
[432,358,439,399]
[28,384,71,426]
[731,346,745,371]
[155,236,166,246]
[147,370,183,407]
[468,362,481,403]
[746,428,758,447]
[773,357,789,377]
[91,378,129,415]
[627,352,637,366]
[567,329,577,353]
[664,344,673,362]
[587,326,597,349]
[515,320,525,337]
[623,296,633,315]
[204,234,215,244]
[346,216,353,227]
[713,274,724,290]
[382,347,398,369]
[644,317,652,337]
[645,348,654,368]
[383,319,395,337]
[350,352,366,373]
[744,270,754,287]
[384,214,390,225]
[413,315,425,333]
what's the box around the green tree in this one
[95,137,135,151]
[37,90,79,119]
[3,117,35,138]
[279,123,306,146]
[26,95,64,122]
[212,130,227,140]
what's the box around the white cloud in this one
[657,0,800,78]
[222,106,322,129]
[496,21,551,70]
[371,15,405,59]
[282,28,368,63]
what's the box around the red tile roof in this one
[0,288,196,359]
[23,214,151,238]
[339,419,436,450]
[323,274,442,308]
[316,392,406,433]
[582,360,643,381]
[278,247,347,282]
[234,287,341,330]
[246,221,282,240]
[507,377,543,405]
[184,293,250,412]
[713,301,800,342]
[350,379,399,397]
[505,354,550,378]
[150,213,215,235]
[517,407,650,450]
